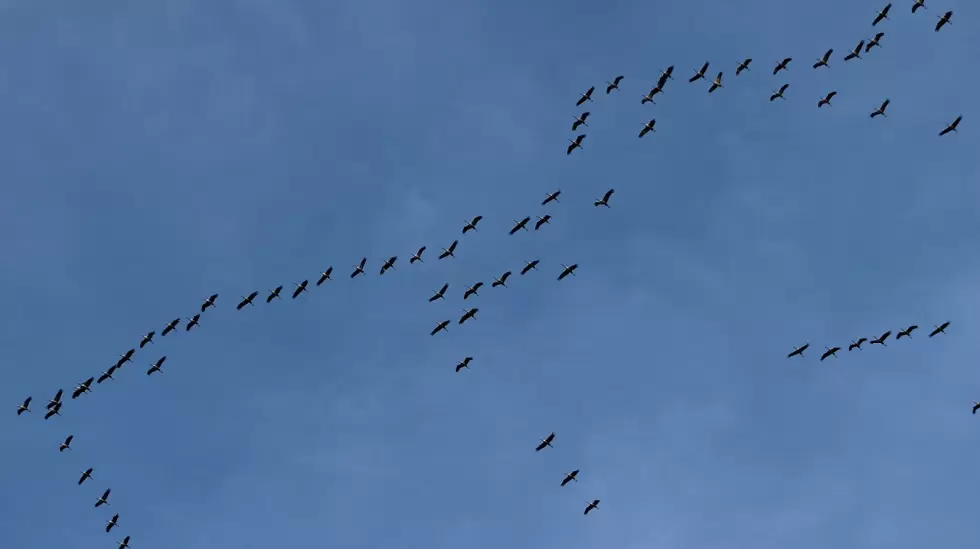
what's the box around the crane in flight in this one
[458,308,479,325]
[139,331,155,348]
[641,87,661,105]
[576,86,595,106]
[557,263,578,281]
[535,215,551,230]
[201,293,219,313]
[605,75,624,94]
[594,189,614,207]
[439,240,458,259]
[185,314,201,332]
[463,282,484,300]
[535,432,555,451]
[973,402,979,415]
[45,402,62,420]
[492,271,512,288]
[379,257,397,276]
[820,346,841,361]
[939,115,962,136]
[866,32,884,51]
[117,536,131,549]
[817,91,837,108]
[105,514,120,533]
[95,488,112,508]
[736,58,752,75]
[689,61,709,82]
[896,325,919,339]
[844,41,865,61]
[236,291,258,310]
[97,365,118,384]
[935,10,952,31]
[638,119,657,138]
[773,57,792,75]
[571,111,590,131]
[584,500,600,515]
[873,3,892,26]
[462,215,483,234]
[812,48,833,69]
[291,279,310,297]
[770,84,790,102]
[78,467,94,485]
[521,260,540,275]
[59,434,73,452]
[266,286,283,302]
[72,377,95,399]
[316,267,333,285]
[16,396,30,416]
[928,321,950,337]
[561,470,580,487]
[542,190,561,205]
[455,357,473,372]
[848,338,867,351]
[870,330,892,346]
[430,319,451,336]
[47,389,63,410]
[509,217,531,235]
[912,0,925,13]
[147,356,166,376]
[161,318,180,336]
[787,343,809,358]
[567,134,586,155]
[658,66,674,88]
[429,284,449,302]
[870,99,890,118]
[350,257,367,278]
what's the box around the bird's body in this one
[185,314,201,331]
[237,291,258,310]
[576,86,595,106]
[557,263,578,281]
[116,349,135,369]
[139,331,155,348]
[844,41,865,61]
[770,83,790,102]
[773,57,792,75]
[848,338,868,351]
[105,514,119,533]
[462,216,483,234]
[866,32,885,51]
[492,271,512,288]
[59,434,73,452]
[736,58,752,75]
[455,357,473,372]
[605,75,624,94]
[896,325,919,339]
[870,99,890,118]
[939,115,962,136]
[95,488,111,508]
[708,72,724,93]
[912,0,925,13]
[316,267,333,285]
[78,467,94,485]
[689,61,709,82]
[873,3,892,26]
[567,134,586,155]
[266,286,283,303]
[44,402,62,420]
[201,293,218,313]
[147,356,166,376]
[291,279,309,297]
[71,378,95,399]
[429,283,449,302]
[117,536,131,549]
[161,318,180,336]
[658,66,674,88]
[430,320,451,336]
[47,389,63,410]
[641,87,661,105]
[813,49,833,69]
[97,366,117,384]
[584,499,600,515]
[458,308,478,324]
[463,282,484,300]
[379,257,397,276]
[535,432,555,451]
[16,396,31,415]
[561,470,580,487]
[439,240,459,259]
[973,401,979,415]
[542,190,561,205]
[787,343,809,358]
[820,346,841,361]
[638,119,657,138]
[509,217,531,235]
[928,321,950,337]
[521,260,540,275]
[594,189,614,207]
[818,91,837,108]
[870,330,892,346]
[535,215,552,230]
[935,10,951,31]
[350,257,367,278]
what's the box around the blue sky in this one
[1,0,978,547]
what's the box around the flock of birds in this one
[9,1,976,544]
[565,2,961,157]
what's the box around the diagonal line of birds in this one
[8,2,973,543]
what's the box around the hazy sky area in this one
[1,0,978,548]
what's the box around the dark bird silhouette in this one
[161,318,180,336]
[509,217,531,235]
[463,282,484,300]
[139,331,155,348]
[873,3,892,26]
[561,470,579,487]
[770,83,789,101]
[736,58,752,75]
[818,91,837,108]
[848,338,868,351]
[542,190,561,205]
[429,283,449,302]
[820,346,841,361]
[316,267,333,285]
[912,0,925,13]
[492,271,512,288]
[455,357,473,372]
[641,86,661,105]
[571,111,590,131]
[59,434,73,452]
[350,257,367,278]
[71,378,94,399]
[689,61,709,82]
[78,467,94,485]
[928,321,950,337]
[439,240,459,259]
[658,65,674,88]
[870,99,890,118]
[430,319,451,336]
[292,280,310,297]
[896,325,919,339]
[147,356,166,376]
[462,216,483,234]
[605,75,624,94]
[939,115,962,136]
[16,396,30,415]
[266,286,283,303]
[708,71,724,93]
[638,119,657,137]
[870,330,892,346]
[576,86,595,106]
[584,500,600,515]
[813,48,833,69]
[115,349,135,369]
[105,513,119,533]
[866,32,885,51]
[458,308,478,325]
[47,389,63,410]
[535,432,555,451]
[410,246,426,264]
[185,314,201,332]
[379,256,397,275]
[773,57,792,75]
[935,10,951,31]
[594,189,614,207]
[973,401,979,414]
[97,366,117,384]
[201,294,218,313]
[44,402,62,420]
[557,263,578,281]
[567,134,586,155]
[844,41,865,61]
[117,536,131,549]
[95,488,112,508]
[521,260,540,275]
[787,343,809,358]
[535,215,552,230]
[237,291,258,310]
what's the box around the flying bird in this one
[78,467,94,485]
[509,217,531,235]
[689,61,709,82]
[236,291,258,310]
[638,119,657,137]
[47,389,63,410]
[561,470,580,487]
[95,488,112,508]
[787,343,809,358]
[316,267,333,285]
[97,366,117,384]
[463,282,484,300]
[594,189,614,207]
[535,215,551,230]
[455,357,473,372]
[71,377,94,399]
[379,257,397,275]
[812,48,833,69]
[770,84,790,101]
[201,293,218,313]
[535,432,555,451]
[848,338,868,351]
[935,10,951,31]
[736,58,752,75]
[185,314,201,332]
[147,356,166,376]
[576,86,595,106]
[939,115,962,136]
[567,134,586,155]
[458,308,478,325]
[291,279,310,297]
[117,536,131,549]
[161,318,180,336]
[820,346,841,361]
[439,240,459,259]
[640,87,660,105]
[973,401,979,415]
[521,260,540,275]
[429,283,449,302]
[773,57,792,74]
[542,190,561,205]
[844,41,865,60]
[44,402,62,420]
[59,435,73,452]
[912,0,925,13]
[557,263,578,281]
[16,396,30,415]
[928,321,950,337]
[492,271,512,288]
[658,65,674,88]
[870,330,892,346]
[605,75,624,94]
[866,32,884,51]
[430,319,451,336]
[139,331,155,348]
[870,99,890,118]
[584,500,600,515]
[571,111,590,131]
[873,3,892,26]
[708,72,724,92]
[818,91,837,108]
[105,514,120,533]
[350,257,367,278]
[116,349,136,368]
[896,325,919,339]
[462,216,483,234]
[266,286,283,302]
